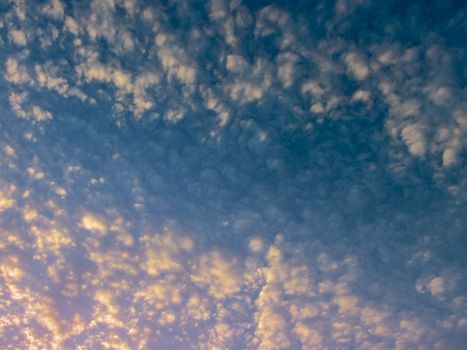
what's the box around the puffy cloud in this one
[64,16,79,35]
[427,276,445,296]
[225,57,273,104]
[5,58,30,84]
[34,64,70,96]
[94,289,124,328]
[155,33,197,86]
[248,237,265,253]
[294,322,323,349]
[31,226,72,254]
[191,250,241,299]
[42,0,65,19]
[0,192,15,212]
[344,52,369,81]
[277,52,299,88]
[81,213,107,234]
[31,105,53,121]
[351,89,370,103]
[134,277,183,309]
[254,5,291,38]
[186,294,211,321]
[141,230,193,276]
[400,123,427,157]
[0,182,16,212]
[9,29,27,46]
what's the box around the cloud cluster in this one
[2,199,465,349]
[0,0,466,349]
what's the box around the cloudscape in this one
[0,0,466,349]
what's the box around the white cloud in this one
[400,123,426,157]
[427,277,445,296]
[35,64,70,95]
[9,29,27,46]
[9,92,53,122]
[134,278,183,309]
[248,237,265,253]
[26,166,45,179]
[141,230,193,276]
[378,48,399,65]
[64,16,79,35]
[81,213,107,234]
[31,227,73,255]
[209,0,228,21]
[277,52,298,88]
[0,208,460,349]
[203,91,231,128]
[301,80,325,97]
[253,240,295,349]
[344,52,369,81]
[226,54,249,73]
[294,322,323,348]
[5,58,30,84]
[191,250,241,299]
[31,105,53,121]
[310,101,325,114]
[94,289,124,328]
[0,2,465,348]
[0,192,15,212]
[23,207,38,221]
[427,85,451,106]
[9,91,28,118]
[42,0,64,19]
[352,89,370,103]
[82,62,112,82]
[3,145,16,157]
[254,6,291,37]
[255,307,291,350]
[186,294,211,321]
[85,0,118,43]
[112,69,132,90]
[442,146,458,167]
[165,108,186,123]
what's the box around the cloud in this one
[9,92,53,122]
[248,237,265,253]
[0,0,465,348]
[427,276,445,296]
[41,0,64,19]
[5,58,30,84]
[35,64,71,96]
[155,32,198,85]
[64,16,79,35]
[344,51,369,81]
[351,89,370,103]
[81,213,107,234]
[141,230,193,276]
[400,123,427,157]
[0,202,465,348]
[0,192,15,212]
[2,145,16,158]
[9,29,27,46]
[186,294,211,321]
[294,322,323,349]
[31,105,53,121]
[191,250,241,299]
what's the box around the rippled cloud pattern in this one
[0,0,466,349]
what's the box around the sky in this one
[0,0,466,349]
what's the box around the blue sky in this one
[0,0,466,349]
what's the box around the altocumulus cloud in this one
[0,0,466,349]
